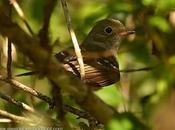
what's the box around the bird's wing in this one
[85,56,120,88]
[55,51,120,88]
[55,48,76,63]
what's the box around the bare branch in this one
[63,105,98,129]
[9,0,34,35]
[0,75,95,120]
[38,0,57,50]
[6,37,12,79]
[60,0,85,79]
[0,91,35,112]
[0,118,12,123]
[63,104,90,119]
[0,109,32,123]
[6,5,12,79]
[51,81,72,129]
[120,66,156,73]
[0,109,61,126]
[0,75,98,125]
[0,76,53,106]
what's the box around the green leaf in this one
[149,16,170,32]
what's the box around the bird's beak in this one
[118,30,135,37]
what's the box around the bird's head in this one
[81,19,135,52]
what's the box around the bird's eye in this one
[104,26,113,34]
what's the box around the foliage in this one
[0,0,175,129]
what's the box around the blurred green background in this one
[0,0,175,129]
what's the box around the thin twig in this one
[9,79,53,106]
[51,81,64,117]
[60,0,85,79]
[63,104,90,119]
[0,91,35,112]
[120,66,155,73]
[0,118,12,123]
[0,75,97,122]
[63,105,98,128]
[0,76,88,118]
[6,37,12,79]
[0,76,53,106]
[39,0,57,50]
[0,109,32,123]
[51,81,72,130]
[9,0,34,35]
[6,5,12,79]
[4,77,94,119]
[0,109,58,126]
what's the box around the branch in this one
[0,91,35,112]
[0,75,100,124]
[0,109,61,126]
[0,118,12,123]
[51,81,72,130]
[0,10,114,124]
[6,5,12,79]
[37,0,57,73]
[0,109,32,124]
[38,0,57,50]
[63,104,98,128]
[120,66,156,73]
[6,37,12,78]
[10,0,34,35]
[60,0,85,79]
[0,76,53,106]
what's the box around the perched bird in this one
[55,19,135,88]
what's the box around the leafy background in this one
[0,0,175,129]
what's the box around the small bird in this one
[55,19,135,88]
